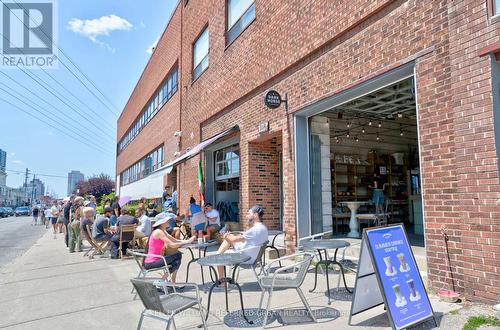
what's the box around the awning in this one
[162,125,239,173]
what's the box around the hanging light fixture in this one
[361,127,365,134]
[346,130,350,138]
[368,119,373,126]
[355,136,359,142]
[347,121,351,128]
[378,121,382,128]
[376,134,380,141]
[336,136,340,144]
[397,113,403,118]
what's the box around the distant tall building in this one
[67,170,84,195]
[0,149,6,172]
[0,149,7,187]
[25,178,45,203]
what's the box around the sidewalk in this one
[0,230,472,330]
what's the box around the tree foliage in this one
[74,173,115,202]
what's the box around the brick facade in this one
[117,0,500,303]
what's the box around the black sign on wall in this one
[264,90,282,109]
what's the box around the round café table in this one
[183,240,219,285]
[302,239,352,304]
[198,253,253,325]
[339,201,370,238]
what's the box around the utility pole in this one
[24,168,29,206]
[31,174,36,207]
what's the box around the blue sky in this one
[0,0,177,197]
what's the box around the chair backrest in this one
[130,279,164,313]
[254,240,269,266]
[120,224,136,242]
[292,252,315,287]
[84,224,100,249]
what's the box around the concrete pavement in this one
[0,229,471,330]
[0,215,46,269]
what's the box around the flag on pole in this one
[197,159,205,206]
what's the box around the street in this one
[0,216,47,270]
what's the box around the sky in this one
[0,0,177,197]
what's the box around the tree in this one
[74,173,115,202]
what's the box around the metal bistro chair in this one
[119,224,137,259]
[257,252,317,328]
[131,278,207,330]
[234,241,269,289]
[129,251,173,298]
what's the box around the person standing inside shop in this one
[370,173,387,214]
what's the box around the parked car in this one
[15,206,31,216]
[0,207,7,218]
[4,207,14,216]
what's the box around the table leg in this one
[204,270,218,322]
[347,204,361,238]
[309,261,322,292]
[199,249,205,285]
[185,259,196,283]
[332,261,352,293]
[224,267,229,312]
[233,280,254,324]
[325,260,331,305]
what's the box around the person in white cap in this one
[143,212,196,282]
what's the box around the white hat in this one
[153,212,176,228]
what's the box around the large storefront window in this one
[214,144,240,222]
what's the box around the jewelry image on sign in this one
[397,253,410,273]
[384,256,397,276]
[392,284,407,307]
[407,279,421,302]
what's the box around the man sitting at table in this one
[216,205,268,281]
[110,208,138,259]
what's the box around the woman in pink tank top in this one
[144,212,196,282]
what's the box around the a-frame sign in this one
[349,224,437,330]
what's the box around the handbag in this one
[161,245,179,256]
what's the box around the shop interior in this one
[309,77,424,245]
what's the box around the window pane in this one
[496,0,500,15]
[193,28,209,68]
[231,158,240,175]
[228,0,254,29]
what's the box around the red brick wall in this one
[248,136,282,231]
[117,0,500,303]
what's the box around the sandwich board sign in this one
[349,224,436,329]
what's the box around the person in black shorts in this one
[31,206,39,226]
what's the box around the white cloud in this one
[146,37,159,54]
[9,152,15,156]
[11,160,23,164]
[68,14,133,52]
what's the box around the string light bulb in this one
[376,134,380,141]
[355,136,359,142]
[400,124,404,136]
[378,121,382,128]
[368,120,373,126]
[361,127,365,134]
[346,130,350,138]
[347,121,351,128]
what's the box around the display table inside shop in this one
[339,201,370,238]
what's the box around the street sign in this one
[349,224,436,330]
[264,90,282,109]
